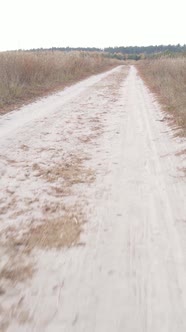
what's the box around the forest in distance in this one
[26,44,186,56]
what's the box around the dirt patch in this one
[32,155,95,186]
[0,202,86,332]
[0,149,95,330]
[0,298,32,331]
[1,152,94,260]
[0,196,18,216]
[51,185,71,197]
[0,64,129,331]
[176,149,186,157]
[178,167,186,177]
[0,259,34,284]
[25,211,85,250]
[1,207,85,253]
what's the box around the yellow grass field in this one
[0,51,120,114]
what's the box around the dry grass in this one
[0,260,34,283]
[0,152,94,285]
[176,149,186,156]
[0,204,85,332]
[1,207,85,255]
[0,152,89,330]
[136,57,186,136]
[0,51,120,114]
[32,156,95,186]
[23,210,85,250]
[0,294,32,331]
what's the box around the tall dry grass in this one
[137,57,186,136]
[0,51,119,114]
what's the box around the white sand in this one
[1,65,186,332]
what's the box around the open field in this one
[136,56,186,136]
[0,51,120,115]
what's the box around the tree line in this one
[104,44,186,55]
[28,44,186,55]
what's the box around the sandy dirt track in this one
[0,65,186,331]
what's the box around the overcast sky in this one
[0,0,185,51]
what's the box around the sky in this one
[0,0,185,51]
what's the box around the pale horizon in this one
[0,0,185,52]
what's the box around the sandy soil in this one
[0,65,186,331]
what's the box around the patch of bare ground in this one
[0,202,86,329]
[24,211,85,250]
[0,295,32,331]
[1,207,85,254]
[0,244,34,330]
[177,167,186,178]
[0,211,86,330]
[78,122,103,144]
[32,155,95,185]
[0,255,34,284]
[1,151,94,251]
[175,149,186,176]
[0,196,18,216]
[0,64,128,330]
[175,149,186,157]
[0,149,95,330]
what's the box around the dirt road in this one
[0,65,186,331]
